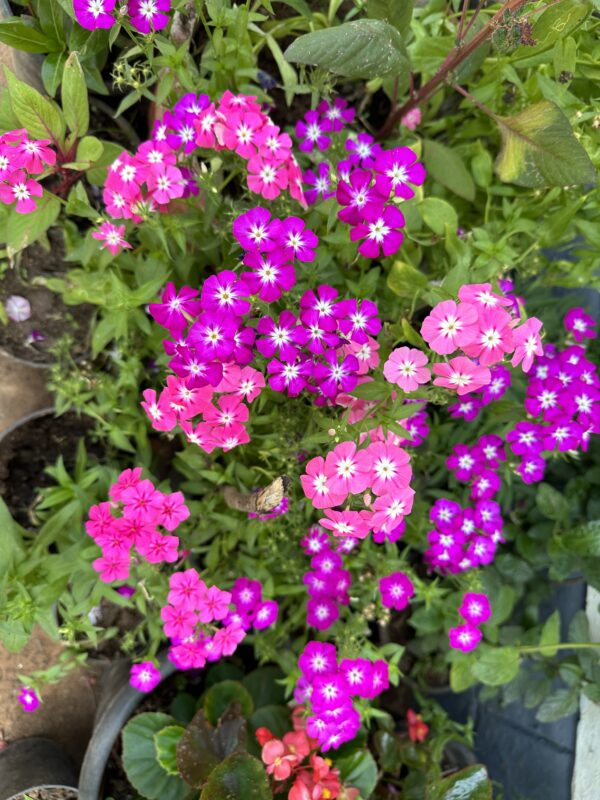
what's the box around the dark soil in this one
[0,230,93,365]
[11,791,78,800]
[0,410,95,527]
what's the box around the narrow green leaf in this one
[62,51,89,136]
[42,51,67,97]
[495,101,596,188]
[284,19,409,80]
[0,19,51,52]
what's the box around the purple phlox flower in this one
[517,455,546,484]
[267,354,313,396]
[524,378,564,419]
[187,312,239,361]
[268,216,319,263]
[447,444,478,482]
[256,310,308,361]
[336,169,384,225]
[373,146,426,199]
[564,307,596,342]
[149,282,201,334]
[459,592,492,625]
[317,98,355,131]
[506,421,544,456]
[448,395,483,422]
[295,110,332,152]
[302,310,341,355]
[173,92,210,117]
[313,351,359,398]
[474,499,503,534]
[480,364,511,405]
[200,270,250,316]
[449,624,482,652]
[169,349,223,388]
[430,498,462,531]
[300,526,330,556]
[306,597,339,630]
[472,434,506,469]
[470,469,501,501]
[299,285,343,331]
[128,0,171,34]
[337,298,381,344]
[130,661,161,692]
[543,419,582,451]
[350,204,405,259]
[303,162,336,205]
[345,132,382,167]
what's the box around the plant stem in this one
[518,642,600,655]
[376,0,529,140]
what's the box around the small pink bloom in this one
[93,551,130,582]
[197,585,232,623]
[319,509,371,540]
[383,347,430,391]
[0,170,43,213]
[458,283,513,309]
[160,603,197,639]
[130,661,161,692]
[511,317,543,372]
[459,592,491,626]
[363,441,411,496]
[73,0,116,30]
[92,222,132,255]
[448,624,482,652]
[262,739,296,780]
[324,440,371,496]
[300,455,347,509]
[401,107,421,130]
[18,686,40,712]
[462,307,515,366]
[5,295,31,322]
[421,301,478,355]
[433,357,491,396]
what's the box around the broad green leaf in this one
[367,0,415,33]
[387,260,428,297]
[512,0,590,62]
[495,101,596,188]
[472,647,520,686]
[6,194,61,256]
[284,19,409,80]
[562,520,600,557]
[423,140,476,201]
[66,182,98,220]
[536,688,579,723]
[540,610,560,656]
[242,666,285,708]
[351,379,390,401]
[428,765,492,800]
[86,140,125,185]
[42,51,67,97]
[122,712,190,800]
[199,753,271,800]
[204,681,254,725]
[0,19,51,52]
[450,654,478,693]
[76,135,104,163]
[536,482,569,521]
[4,66,66,142]
[335,750,378,798]
[154,725,185,776]
[420,197,458,236]
[62,51,89,136]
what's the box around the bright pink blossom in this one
[433,357,491,396]
[383,347,430,391]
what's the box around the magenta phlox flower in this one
[303,162,335,205]
[430,498,461,530]
[146,164,184,205]
[317,98,355,131]
[233,207,274,251]
[267,354,312,396]
[336,169,384,225]
[373,146,426,199]
[73,0,116,29]
[350,203,405,259]
[421,301,478,355]
[480,364,511,404]
[564,307,596,342]
[149,282,202,334]
[187,312,239,361]
[470,469,501,501]
[447,444,478,481]
[474,500,503,534]
[295,110,332,152]
[472,434,506,469]
[196,585,232,623]
[543,420,582,451]
[256,310,308,361]
[268,216,318,263]
[200,270,250,316]
[313,351,359,398]
[448,395,482,422]
[517,455,546,483]
[433,357,491,396]
[92,222,132,255]
[252,600,279,629]
[448,624,482,652]
[0,170,43,213]
[299,641,338,680]
[345,132,381,168]
[242,249,295,302]
[128,0,171,32]
[379,571,414,610]
[13,137,56,173]
[506,421,544,456]
[524,378,563,418]
[18,686,40,712]
[383,347,430,391]
[299,285,342,331]
[458,283,513,310]
[459,593,491,626]
[339,658,373,698]
[306,598,339,630]
[337,299,381,344]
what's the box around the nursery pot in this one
[78,652,177,800]
[0,737,79,800]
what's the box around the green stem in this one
[518,642,600,655]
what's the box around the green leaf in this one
[265,34,298,106]
[427,765,492,800]
[86,141,125,185]
[204,681,254,726]
[387,260,428,297]
[495,101,596,188]
[122,712,191,800]
[284,19,409,80]
[0,19,51,52]
[367,0,415,33]
[561,519,600,557]
[335,749,378,798]
[0,498,25,579]
[177,706,246,788]
[540,610,560,656]
[423,140,476,201]
[6,194,61,257]
[200,753,271,800]
[76,135,104,163]
[62,51,89,136]
[242,666,285,708]
[536,482,569,521]
[4,66,66,142]
[420,197,458,236]
[42,51,67,97]
[66,182,98,220]
[536,688,579,723]
[154,725,185,776]
[472,647,521,687]
[351,379,390,401]
[249,705,290,739]
[450,654,478,693]
[513,0,590,61]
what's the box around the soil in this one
[0,229,93,365]
[11,790,78,800]
[0,410,95,527]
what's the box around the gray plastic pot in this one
[78,653,176,800]
[0,737,79,800]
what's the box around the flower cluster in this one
[421,283,544,395]
[73,0,171,34]
[85,468,190,582]
[448,591,491,652]
[0,129,55,214]
[424,498,504,574]
[300,526,352,631]
[295,99,355,152]
[301,435,414,545]
[295,641,389,751]
[162,569,278,671]
[446,433,506,500]
[448,364,512,422]
[258,724,358,800]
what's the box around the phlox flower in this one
[345,132,381,167]
[373,146,426,199]
[564,307,596,342]
[299,641,338,680]
[204,393,249,429]
[149,282,202,334]
[196,585,232,623]
[130,661,161,692]
[135,139,177,170]
[168,569,206,610]
[421,301,478,355]
[160,604,197,639]
[187,312,238,361]
[146,164,184,205]
[109,468,143,503]
[470,469,501,500]
[350,204,405,259]
[517,455,546,484]
[337,299,381,344]
[252,600,279,629]
[92,222,132,255]
[300,526,330,556]
[232,577,262,611]
[433,357,491,396]
[303,162,335,205]
[343,336,380,375]
[121,478,162,520]
[255,124,292,162]
[324,440,371,495]
[299,285,342,330]
[164,111,197,154]
[212,423,251,451]
[128,0,171,33]
[379,571,414,610]
[524,379,562,418]
[213,623,246,655]
[458,283,513,309]
[242,249,296,302]
[364,440,411,496]
[295,110,332,152]
[511,317,543,372]
[459,592,491,625]
[18,686,40,712]
[233,206,273,251]
[73,0,116,29]
[193,103,218,148]
[85,502,117,540]
[543,420,582,451]
[137,531,179,563]
[448,624,482,652]
[320,509,371,540]
[371,488,415,532]
[13,137,56,173]
[317,97,355,131]
[93,551,130,582]
[156,491,189,531]
[269,216,318,263]
[383,347,430,391]
[463,307,515,366]
[216,110,264,157]
[480,364,511,404]
[472,434,506,469]
[311,673,349,710]
[336,169,384,225]
[267,355,312,396]
[247,156,289,199]
[0,170,43,213]
[447,444,478,481]
[313,351,359,398]
[430,498,461,530]
[256,310,308,361]
[339,658,373,698]
[306,598,339,630]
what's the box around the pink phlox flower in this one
[336,169,384,226]
[255,124,293,162]
[156,491,190,531]
[161,603,198,639]
[373,146,426,200]
[233,206,274,251]
[462,307,515,366]
[383,347,430,391]
[268,216,318,263]
[215,110,265,158]
[213,623,246,655]
[242,248,296,302]
[433,357,491,396]
[319,509,371,540]
[130,661,161,692]
[128,0,171,34]
[448,624,482,652]
[197,584,232,623]
[317,98,355,131]
[421,301,479,355]
[458,283,513,309]
[380,571,414,610]
[301,455,347,509]
[93,551,130,582]
[193,103,218,148]
[168,569,206,610]
[121,478,163,521]
[85,501,117,540]
[324,440,371,496]
[146,164,184,205]
[137,531,179,563]
[371,488,415,532]
[364,440,411,496]
[92,222,131,255]
[13,137,56,172]
[401,107,421,130]
[0,170,43,213]
[247,155,289,199]
[73,0,116,29]
[351,203,405,259]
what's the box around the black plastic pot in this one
[0,737,79,800]
[78,653,177,800]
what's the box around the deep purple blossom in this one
[373,146,426,199]
[295,110,332,152]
